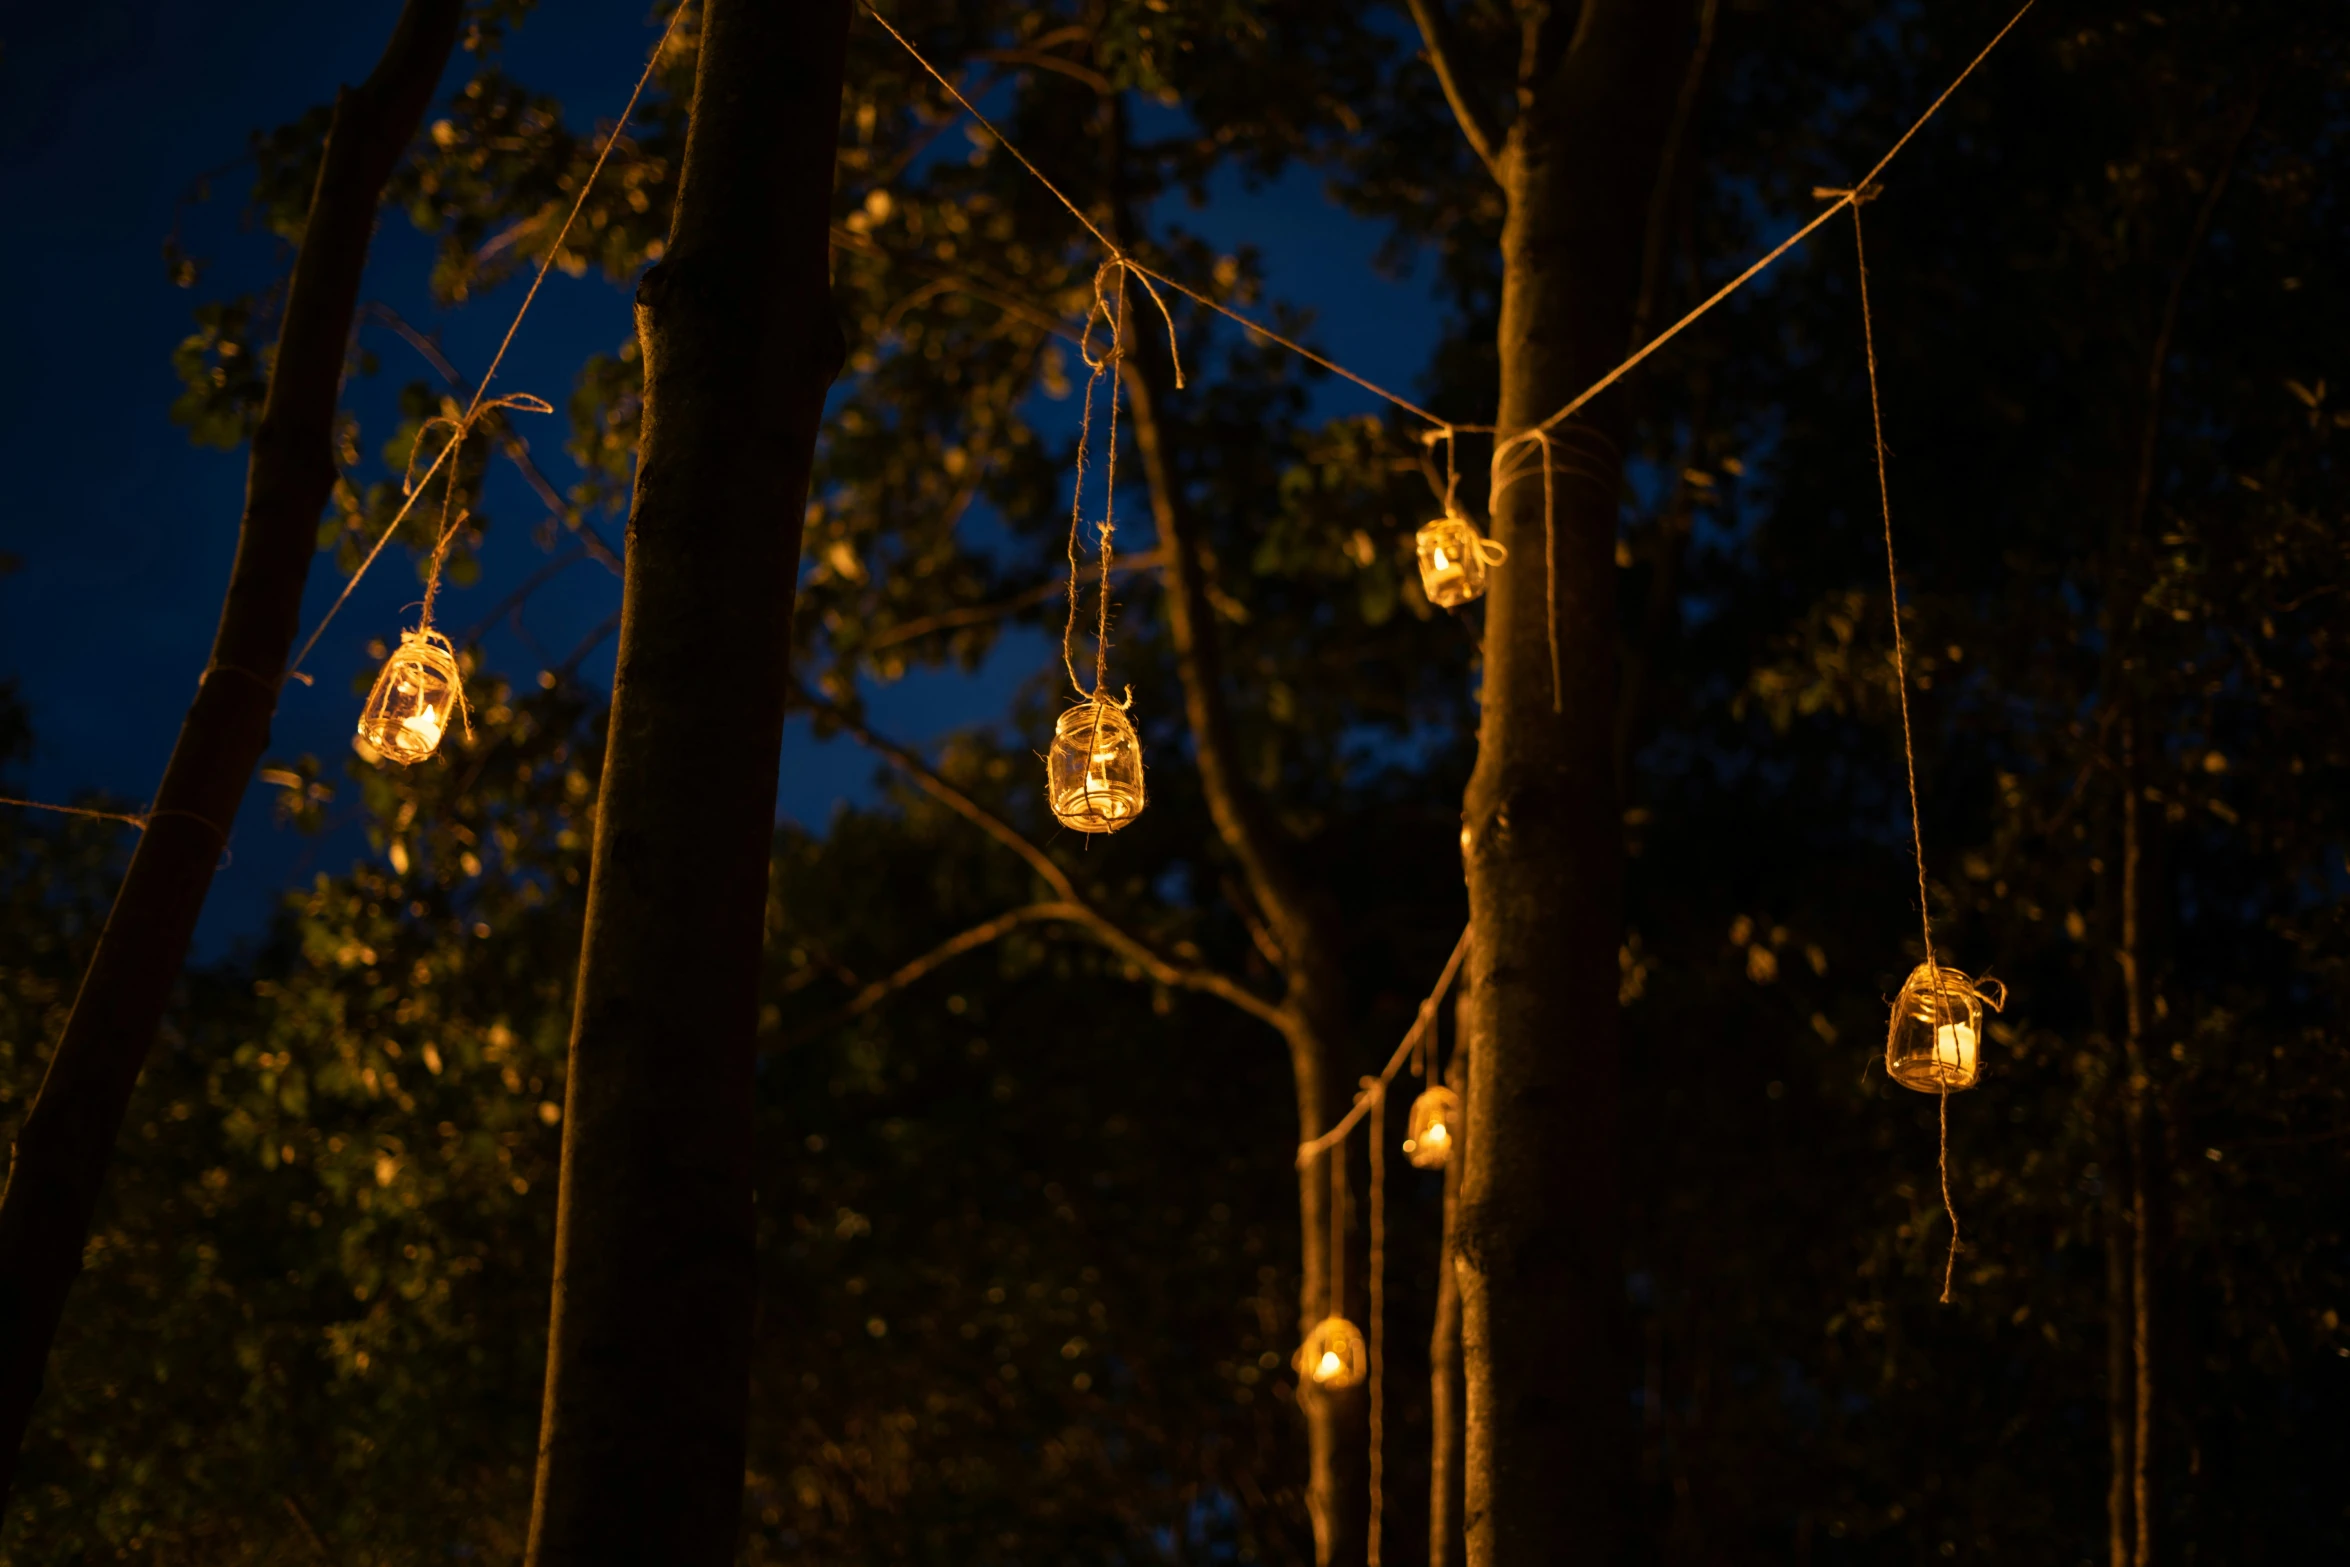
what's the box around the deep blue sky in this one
[0,0,1443,955]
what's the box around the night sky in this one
[0,0,1439,957]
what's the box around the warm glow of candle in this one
[1314,1350,1344,1382]
[1935,1021,1977,1077]
[402,705,446,750]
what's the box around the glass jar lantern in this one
[358,629,464,766]
[1294,1315,1367,1390]
[1046,697,1145,833]
[1884,962,2007,1093]
[1403,1084,1459,1170]
[1415,513,1505,609]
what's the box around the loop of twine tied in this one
[1062,259,1181,706]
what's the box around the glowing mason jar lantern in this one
[1414,513,1506,609]
[1403,1085,1459,1170]
[1884,962,2007,1093]
[1046,697,1145,833]
[358,629,464,766]
[1294,1315,1367,1390]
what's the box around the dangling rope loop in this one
[1059,261,1172,705]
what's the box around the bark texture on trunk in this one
[1429,985,1471,1567]
[0,0,464,1503]
[524,2,848,1560]
[1454,6,1685,1563]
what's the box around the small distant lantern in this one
[358,629,464,766]
[1046,696,1145,833]
[1884,962,2007,1093]
[1415,513,1506,609]
[1403,1085,1459,1170]
[1294,1315,1367,1390]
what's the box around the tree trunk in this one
[1430,982,1471,1567]
[2118,734,2156,1567]
[524,2,848,1560]
[1122,342,1368,1566]
[1456,6,1685,1564]
[2105,1112,2134,1567]
[0,0,464,1503]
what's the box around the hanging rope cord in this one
[282,0,692,687]
[1837,192,1965,1305]
[1061,262,1143,704]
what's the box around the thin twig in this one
[554,611,623,680]
[778,901,1071,1044]
[368,303,625,575]
[454,544,589,652]
[867,551,1164,649]
[788,683,1291,1032]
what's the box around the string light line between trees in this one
[864,0,2036,482]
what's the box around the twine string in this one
[1096,268,1124,700]
[1843,191,1961,1302]
[1329,1132,1345,1326]
[1061,302,1106,695]
[1499,0,2037,457]
[0,796,231,846]
[1538,429,1561,713]
[1060,261,1148,704]
[0,796,153,831]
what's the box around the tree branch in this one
[786,683,1291,1034]
[970,48,1113,96]
[777,901,1067,1043]
[1629,0,1717,347]
[1405,0,1507,182]
[866,549,1163,650]
[365,302,625,576]
[794,678,1080,902]
[454,542,590,652]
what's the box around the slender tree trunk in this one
[2105,1112,2134,1567]
[524,2,848,1560]
[2117,732,2156,1567]
[0,0,463,1503]
[1430,982,1471,1567]
[1122,345,1368,1566]
[1456,7,1685,1563]
[1097,74,1368,1553]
